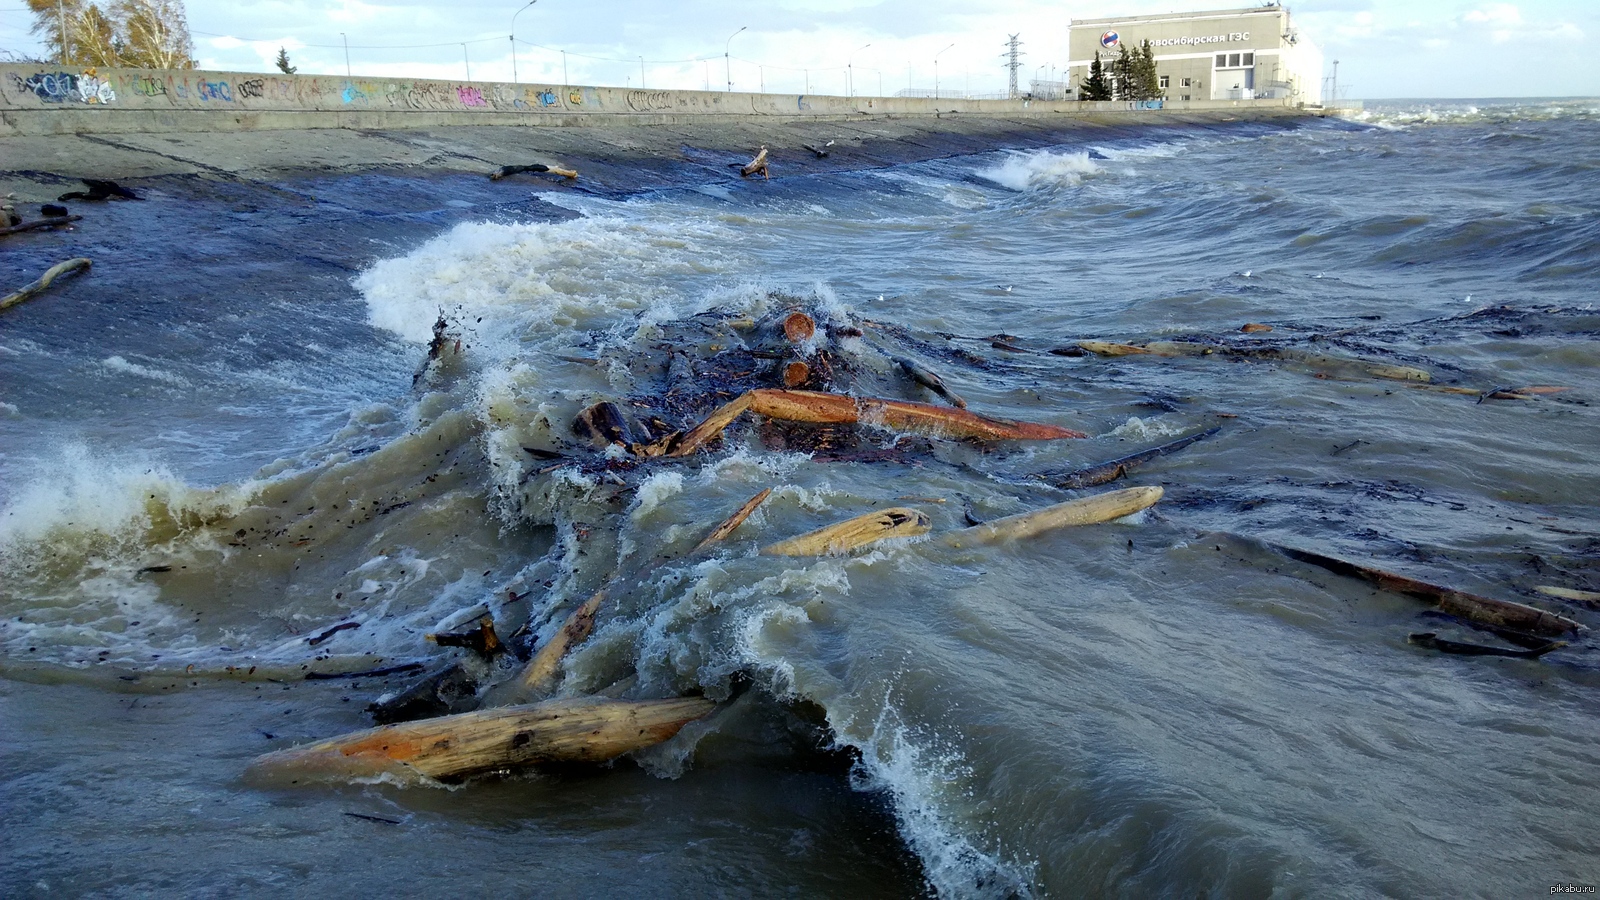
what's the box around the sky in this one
[1,0,1596,99]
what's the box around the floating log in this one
[503,590,605,703]
[1240,323,1273,333]
[573,401,631,447]
[1535,586,1600,608]
[426,614,503,659]
[489,163,578,180]
[0,215,82,237]
[1408,632,1564,659]
[1258,540,1584,639]
[763,507,930,556]
[1,257,91,312]
[1043,428,1219,489]
[740,146,770,179]
[782,361,811,388]
[894,356,967,409]
[248,696,717,784]
[1076,340,1152,357]
[664,389,1086,456]
[692,488,772,554]
[803,140,835,158]
[943,486,1163,547]
[782,311,815,342]
[367,661,481,724]
[58,178,139,201]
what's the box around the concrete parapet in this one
[0,63,1309,136]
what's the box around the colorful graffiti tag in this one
[456,85,487,107]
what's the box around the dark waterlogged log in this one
[663,389,1086,455]
[1259,539,1584,639]
[248,696,717,784]
[894,356,967,409]
[489,163,578,180]
[1043,427,1220,489]
[1408,632,1564,659]
[1,257,91,312]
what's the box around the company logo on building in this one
[1100,31,1119,48]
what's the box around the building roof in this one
[1070,6,1285,27]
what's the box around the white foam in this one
[977,150,1102,191]
[100,355,188,386]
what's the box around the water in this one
[4,98,1599,897]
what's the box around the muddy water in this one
[3,100,1599,897]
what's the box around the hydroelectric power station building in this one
[1067,6,1323,105]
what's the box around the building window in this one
[1243,52,1255,66]
[1181,94,1191,101]
[1228,53,1241,67]
[1215,53,1226,67]
[1159,75,1169,89]
[1181,77,1192,87]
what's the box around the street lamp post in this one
[934,43,954,100]
[510,0,537,84]
[848,43,870,98]
[640,56,645,89]
[462,44,471,81]
[725,26,746,92]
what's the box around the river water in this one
[3,99,1598,897]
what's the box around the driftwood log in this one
[1535,586,1600,608]
[692,488,773,553]
[1075,339,1433,384]
[1408,632,1563,659]
[1042,428,1219,489]
[763,507,931,556]
[489,163,578,180]
[1,257,91,312]
[0,215,82,237]
[943,486,1163,547]
[740,147,770,179]
[1256,538,1584,639]
[248,696,717,784]
[894,356,966,409]
[659,389,1086,456]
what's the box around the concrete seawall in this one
[1,63,1312,136]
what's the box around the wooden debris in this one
[58,178,139,201]
[693,488,773,554]
[368,661,480,724]
[803,140,835,158]
[944,486,1163,547]
[1258,540,1584,639]
[894,356,967,408]
[1043,428,1219,489]
[763,507,931,556]
[1077,340,1155,357]
[1535,586,1600,608]
[427,614,503,659]
[782,311,816,342]
[782,361,811,387]
[0,215,82,237]
[664,389,1086,456]
[503,590,605,703]
[307,621,361,647]
[1240,323,1273,333]
[573,401,632,447]
[1408,632,1564,659]
[489,163,578,180]
[740,146,770,179]
[248,696,717,784]
[2,257,91,313]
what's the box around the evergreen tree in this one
[1081,51,1111,101]
[1140,40,1161,99]
[1111,43,1134,100]
[275,46,296,75]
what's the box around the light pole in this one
[462,44,471,81]
[341,33,351,77]
[848,42,870,98]
[1331,59,1339,104]
[725,26,746,92]
[510,0,537,84]
[640,57,645,89]
[561,50,567,86]
[933,42,954,100]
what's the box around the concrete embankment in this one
[0,62,1328,198]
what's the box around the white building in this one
[1067,5,1323,105]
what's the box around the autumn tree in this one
[24,0,196,68]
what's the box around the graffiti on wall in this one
[626,90,676,112]
[12,70,116,104]
[131,74,167,97]
[196,79,232,102]
[456,85,486,107]
[236,78,265,99]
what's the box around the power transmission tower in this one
[1003,34,1024,99]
